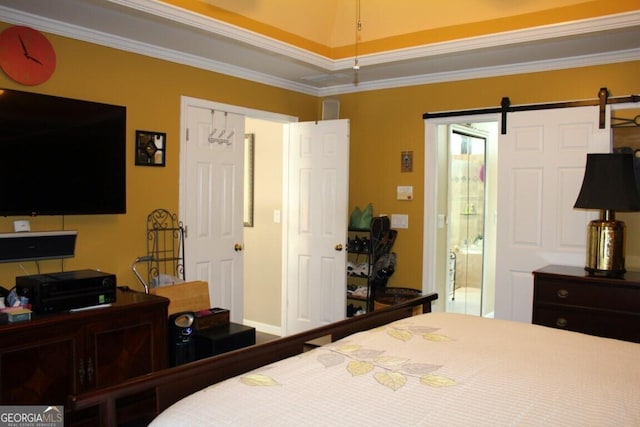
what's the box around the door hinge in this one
[186,127,189,141]
[183,225,188,238]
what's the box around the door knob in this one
[335,244,343,251]
[234,243,243,252]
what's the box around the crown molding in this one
[110,1,640,71]
[319,48,640,97]
[108,0,335,69]
[1,3,637,97]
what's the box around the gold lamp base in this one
[584,217,626,277]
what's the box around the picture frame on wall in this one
[135,130,166,166]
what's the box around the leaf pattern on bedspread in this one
[352,348,385,359]
[317,352,345,367]
[386,324,455,343]
[240,374,280,386]
[347,360,375,376]
[375,356,409,368]
[336,344,362,353]
[239,320,457,391]
[420,374,456,387]
[423,333,453,342]
[401,363,442,375]
[407,326,440,334]
[374,372,407,391]
[387,328,413,341]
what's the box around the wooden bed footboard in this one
[69,292,437,426]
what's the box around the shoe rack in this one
[346,216,397,316]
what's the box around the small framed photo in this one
[135,130,166,166]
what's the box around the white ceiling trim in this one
[323,48,640,97]
[0,3,638,97]
[334,10,640,70]
[0,4,321,95]
[108,0,336,69]
[110,0,640,71]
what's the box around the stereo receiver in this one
[16,269,116,313]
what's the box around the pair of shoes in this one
[351,286,368,298]
[347,262,369,276]
[347,261,356,273]
[348,236,360,252]
[347,236,370,253]
[347,303,355,317]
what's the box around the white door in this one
[181,101,245,323]
[495,106,610,322]
[285,119,350,335]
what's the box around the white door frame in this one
[179,96,297,326]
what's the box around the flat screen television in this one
[0,89,126,215]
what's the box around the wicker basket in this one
[374,287,421,311]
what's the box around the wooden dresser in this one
[0,287,168,423]
[532,265,640,343]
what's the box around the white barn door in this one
[495,106,610,322]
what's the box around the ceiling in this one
[0,0,638,96]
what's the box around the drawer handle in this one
[78,358,85,386]
[555,317,568,328]
[87,357,94,383]
[556,289,569,299]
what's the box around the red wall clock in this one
[0,26,56,85]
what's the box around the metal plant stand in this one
[146,208,185,288]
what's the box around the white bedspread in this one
[150,312,640,426]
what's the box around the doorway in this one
[423,117,498,317]
[425,106,610,322]
[180,98,297,331]
[446,125,488,316]
[181,99,350,337]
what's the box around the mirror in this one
[135,130,166,166]
[244,133,255,227]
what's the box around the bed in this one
[149,312,639,426]
[69,293,438,425]
[70,293,640,426]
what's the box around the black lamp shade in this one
[574,153,640,212]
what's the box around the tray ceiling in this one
[0,0,638,96]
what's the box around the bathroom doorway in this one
[446,125,488,316]
[428,120,498,318]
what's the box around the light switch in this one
[391,214,408,229]
[273,209,281,223]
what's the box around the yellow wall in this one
[0,21,638,314]
[338,62,640,288]
[0,23,318,288]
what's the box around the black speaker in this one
[168,311,195,366]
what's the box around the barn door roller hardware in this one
[423,88,640,134]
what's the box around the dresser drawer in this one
[534,278,640,312]
[533,306,640,342]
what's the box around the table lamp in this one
[574,153,640,277]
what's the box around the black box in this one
[16,269,116,313]
[194,322,255,360]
